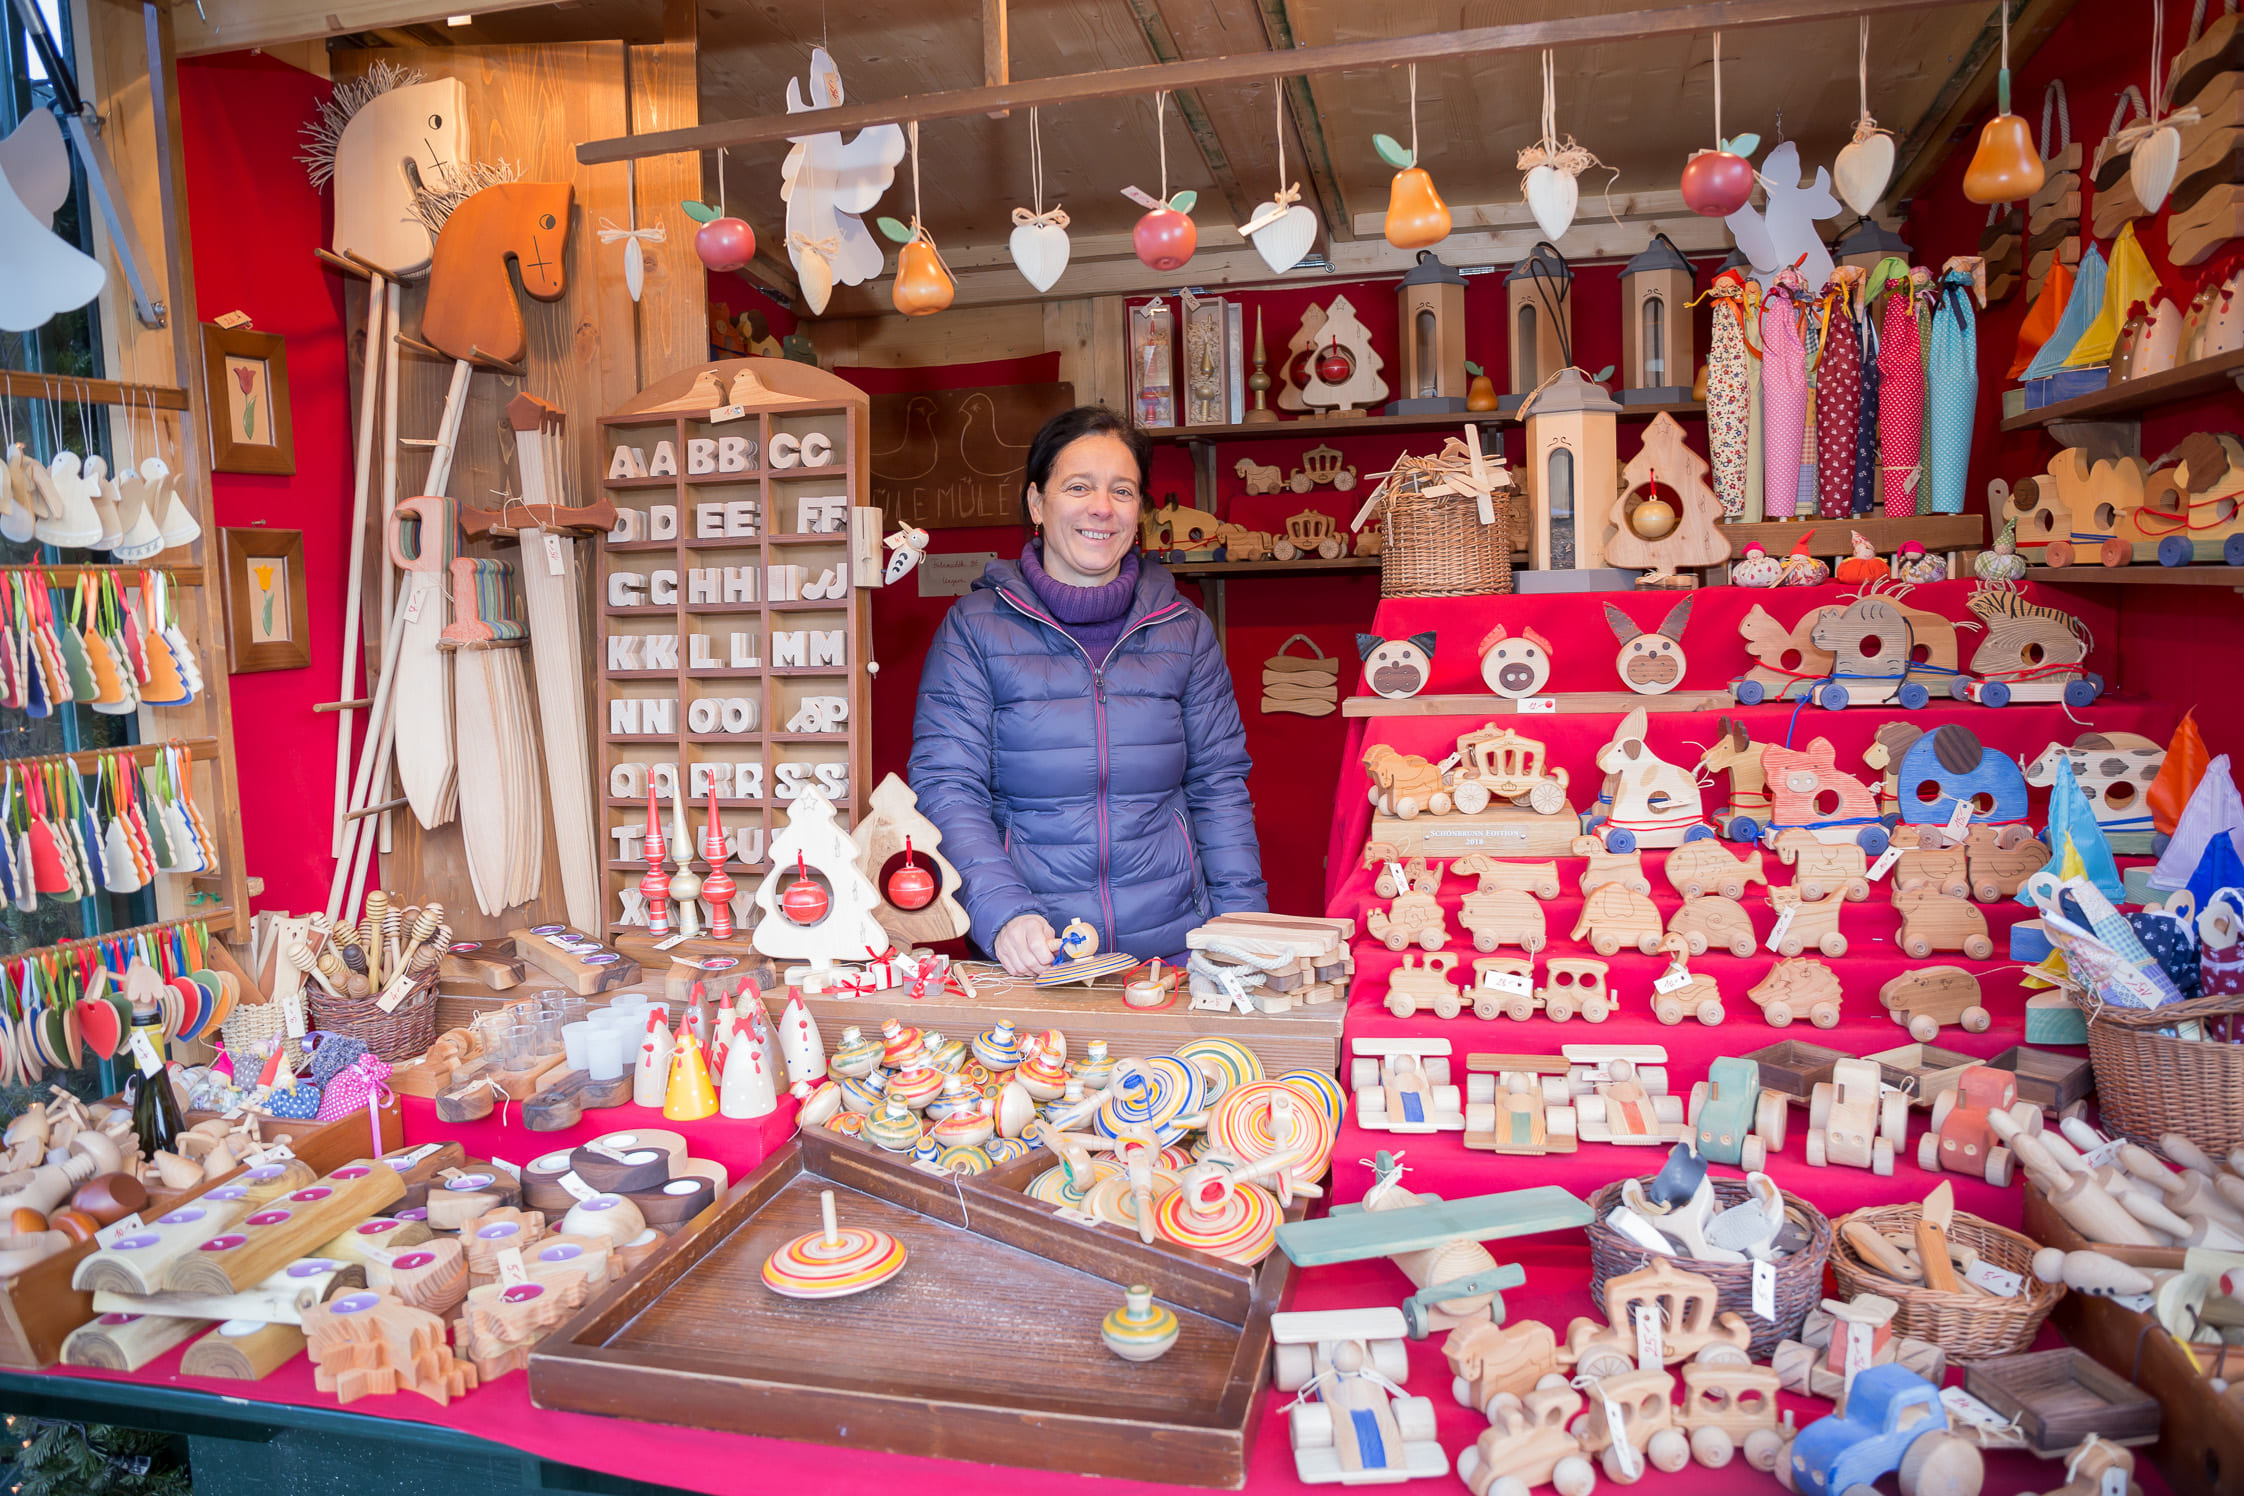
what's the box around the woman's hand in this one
[995,913,1060,977]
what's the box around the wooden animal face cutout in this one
[421,181,574,366]
[1357,630,1437,699]
[327,73,469,276]
[1478,624,1553,699]
[1605,596,1693,695]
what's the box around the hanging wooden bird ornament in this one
[1377,65,1450,250]
[1516,50,1607,242]
[1834,18,1897,215]
[1238,83,1317,274]
[1126,92,1199,271]
[780,48,905,317]
[1964,2,2046,203]
[1009,107,1071,293]
[1681,32,1756,217]
[879,125,955,316]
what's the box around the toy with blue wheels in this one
[1816,681,1849,711]
[2063,672,2104,708]
[2232,534,2244,567]
[1734,679,1766,705]
[1856,824,1890,857]
[1681,824,1716,843]
[1602,825,1637,853]
[1897,680,1929,710]
[1724,815,1763,843]
[1977,680,2011,707]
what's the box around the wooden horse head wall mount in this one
[1604,595,1693,695]
[421,181,574,368]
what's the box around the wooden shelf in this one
[0,369,189,411]
[1,558,205,586]
[1342,689,1737,719]
[2032,565,2244,587]
[684,535,765,550]
[604,475,679,490]
[603,538,673,553]
[1998,348,2244,431]
[765,598,847,611]
[604,603,674,617]
[768,666,850,676]
[1143,399,1705,443]
[1165,556,1380,577]
[1718,513,1986,558]
[767,732,849,743]
[685,602,761,614]
[685,471,766,484]
[765,532,848,545]
[604,797,773,810]
[688,733,763,744]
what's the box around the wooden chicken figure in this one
[1778,533,1830,585]
[1834,531,1886,586]
[664,1028,719,1120]
[1732,541,1782,587]
[1891,540,1946,583]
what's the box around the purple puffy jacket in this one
[908,554,1265,960]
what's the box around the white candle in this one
[562,1021,593,1072]
[586,1025,625,1080]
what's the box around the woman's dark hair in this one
[1021,406,1152,529]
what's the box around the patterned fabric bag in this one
[315,1052,393,1122]
[264,1081,323,1120]
[305,1030,369,1088]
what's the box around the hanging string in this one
[717,146,727,214]
[1407,64,1419,166]
[1858,16,1870,121]
[1275,79,1285,191]
[909,120,922,231]
[1031,106,1043,216]
[1156,90,1170,204]
[1712,32,1724,144]
[2150,0,2166,122]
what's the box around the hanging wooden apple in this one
[879,216,954,317]
[2129,123,2182,215]
[1682,136,1757,217]
[1375,134,1449,250]
[682,200,755,272]
[1129,190,1198,272]
[1834,121,1896,216]
[1009,208,1071,292]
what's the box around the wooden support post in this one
[985,0,1009,118]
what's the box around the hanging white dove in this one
[1238,82,1317,274]
[781,48,906,316]
[1008,107,1070,293]
[0,111,102,332]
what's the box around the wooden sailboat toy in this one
[1275,1307,1448,1485]
[1351,1038,1465,1134]
[1273,1152,1594,1338]
[1959,581,2103,707]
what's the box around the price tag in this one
[257,1143,296,1163]
[1634,1303,1663,1372]
[2114,1291,2155,1312]
[385,1143,443,1170]
[1482,970,1533,997]
[283,991,307,1038]
[2101,1468,2129,1496]
[1654,967,1694,995]
[557,1170,600,1203]
[1963,1259,2025,1297]
[1516,696,1557,714]
[1119,185,1162,210]
[489,1157,522,1181]
[94,1212,145,1249]
[708,403,747,424]
[543,533,566,576]
[495,1246,529,1288]
[583,1141,631,1163]
[357,1241,397,1268]
[375,985,407,1014]
[1842,1318,1874,1395]
[654,933,688,951]
[1752,1258,1777,1322]
[402,576,432,625]
[1943,797,1976,838]
[543,932,581,948]
[1765,903,1798,954]
[213,310,252,329]
[1599,1391,1643,1481]
[1384,861,1410,894]
[1939,1386,2012,1433]
[129,1028,164,1077]
[1868,845,1902,881]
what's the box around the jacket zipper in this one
[996,588,1183,950]
[1173,808,1206,912]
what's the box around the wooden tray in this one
[530,1126,1291,1486]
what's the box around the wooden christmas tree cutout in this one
[1604,412,1727,588]
[752,789,888,986]
[850,773,968,947]
[1299,294,1388,416]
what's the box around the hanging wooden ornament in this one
[878,125,955,317]
[682,149,754,273]
[1239,83,1317,274]
[1126,92,1199,271]
[595,170,666,305]
[1682,32,1757,217]
[2121,4,2189,215]
[781,851,830,925]
[1009,107,1071,293]
[1835,18,1897,215]
[1964,2,2046,203]
[0,110,103,331]
[1377,66,1450,250]
[781,49,905,317]
[1517,51,1607,242]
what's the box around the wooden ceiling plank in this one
[174,0,553,57]
[578,0,1958,165]
[1253,0,1353,242]
[986,0,1011,118]
[1887,0,2078,207]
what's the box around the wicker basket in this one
[2085,990,2244,1157]
[309,976,440,1062]
[218,999,303,1070]
[1832,1203,2063,1360]
[1587,1177,1830,1357]
[1377,462,1512,598]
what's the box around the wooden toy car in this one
[1772,1294,1947,1407]
[1274,1308,1447,1485]
[1461,1064,1579,1155]
[1287,447,1359,495]
[1444,1318,1559,1418]
[1648,935,1726,1026]
[1461,888,1546,954]
[1766,885,1849,957]
[1216,523,1277,562]
[1450,855,1560,899]
[1666,839,1769,900]
[1368,851,1441,899]
[1457,1384,1592,1496]
[1679,1359,1785,1471]
[1879,966,1991,1042]
[1575,1056,1687,1145]
[1688,1057,1789,1171]
[1888,825,1970,900]
[1449,727,1572,817]
[1364,745,1451,819]
[1917,1064,2042,1185]
[1367,892,1448,952]
[1894,889,1994,960]
[1351,1038,1464,1133]
[1805,1058,1909,1175]
[1570,835,1652,895]
[1384,951,1465,1019]
[1571,881,1665,956]
[1749,958,1843,1029]
[1668,894,1757,957]
[1273,1306,1412,1396]
[1963,823,2047,902]
[1771,828,1871,901]
[1776,1364,1984,1496]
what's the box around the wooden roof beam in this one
[576,0,1959,165]
[174,0,550,57]
[1121,0,1258,225]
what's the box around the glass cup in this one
[561,1021,592,1072]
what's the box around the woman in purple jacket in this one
[909,406,1266,976]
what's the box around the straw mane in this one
[296,60,424,191]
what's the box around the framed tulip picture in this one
[200,322,296,474]
[222,526,310,672]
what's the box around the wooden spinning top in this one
[762,1189,906,1299]
[1100,1284,1180,1363]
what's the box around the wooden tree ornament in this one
[1299,294,1388,415]
[753,790,887,980]
[850,773,968,947]
[1277,303,1328,413]
[1603,413,1726,587]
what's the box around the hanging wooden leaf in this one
[1373,133,1415,169]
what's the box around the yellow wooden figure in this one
[663,1029,719,1120]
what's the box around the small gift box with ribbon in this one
[861,947,904,991]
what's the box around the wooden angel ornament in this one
[1604,596,1693,696]
[1603,412,1726,587]
[781,49,906,315]
[0,110,102,330]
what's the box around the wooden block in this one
[180,1319,306,1380]
[1367,805,1580,858]
[92,1258,366,1325]
[159,1161,406,1296]
[73,1195,250,1296]
[1988,1046,2094,1112]
[60,1310,210,1370]
[440,939,525,990]
[425,1167,524,1232]
[509,927,641,994]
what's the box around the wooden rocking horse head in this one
[421,180,574,366]
[1604,595,1693,696]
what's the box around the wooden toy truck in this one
[1878,966,1991,1042]
[1804,1058,1909,1175]
[1917,1064,2042,1186]
[1688,1057,1789,1171]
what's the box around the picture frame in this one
[222,526,309,672]
[201,323,295,474]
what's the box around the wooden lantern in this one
[1502,244,1573,409]
[1517,367,1622,584]
[1390,250,1468,414]
[1835,219,1911,274]
[1619,235,1695,404]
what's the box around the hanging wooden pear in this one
[1964,7,2044,203]
[1376,136,1448,250]
[879,218,954,317]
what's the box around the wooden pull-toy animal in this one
[1895,724,2029,831]
[1362,744,1450,819]
[1451,855,1560,899]
[1687,1057,1788,1171]
[1765,885,1849,957]
[1460,886,1545,954]
[1748,958,1843,1029]
[1668,895,1757,957]
[1894,889,1995,959]
[1367,891,1449,952]
[1647,934,1725,1026]
[1770,828,1871,902]
[1878,967,1990,1042]
[1604,595,1694,696]
[1571,881,1665,956]
[1584,710,1710,849]
[1760,737,1891,857]
[1666,838,1768,900]
[1961,582,2103,707]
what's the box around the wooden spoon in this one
[1917,1181,1963,1292]
[1844,1219,1924,1282]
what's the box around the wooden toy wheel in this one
[1680,931,1709,956]
[1904,934,1933,958]
[1272,539,1300,559]
[1287,473,1313,495]
[1692,1427,1736,1470]
[1930,1090,1956,1132]
[1583,996,1611,1021]
[1810,1002,1840,1030]
[1880,1091,1910,1144]
[1288,1402,1333,1449]
[2008,1102,2044,1136]
[1385,993,1417,1018]
[1434,993,1461,1020]
[1332,470,1357,492]
[1419,930,1444,952]
[1918,1132,1942,1172]
[1452,780,1492,815]
[1594,935,1622,957]
[1533,875,1561,898]
[1394,797,1420,819]
[1728,935,1756,957]
[1962,1006,1991,1033]
[1819,932,1848,957]
[1973,880,2002,903]
[1522,933,1546,954]
[1964,934,1993,960]
[1741,1136,1766,1172]
[1986,1146,2013,1187]
[1746,1429,1788,1478]
[1808,1083,1833,1132]
[1844,879,1870,901]
[1909,1014,1940,1043]
[1756,1093,1788,1150]
[1898,1432,1983,1496]
[1872,1137,1895,1175]
[1637,933,1665,955]
[1474,932,1498,952]
[1385,932,1409,951]
[1697,999,1725,1025]
[1778,935,1804,957]
[1393,1395,1437,1443]
[1804,1130,1827,1167]
[1506,997,1537,1022]
[1655,996,1685,1025]
[1430,792,1454,815]
[1799,879,1827,901]
[1527,779,1568,816]
[2045,538,2077,567]
[1316,539,1344,559]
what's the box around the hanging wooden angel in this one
[1125,92,1198,271]
[1726,141,1840,290]
[1680,32,1755,217]
[1238,84,1315,274]
[878,125,954,317]
[1516,50,1608,242]
[1009,108,1070,292]
[0,109,101,331]
[1376,66,1449,250]
[781,48,906,316]
[297,60,467,277]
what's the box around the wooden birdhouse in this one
[1390,250,1468,414]
[1502,244,1573,409]
[1619,235,1695,404]
[1604,411,1729,589]
[1834,219,1911,275]
[1518,367,1621,581]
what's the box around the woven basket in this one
[2085,990,2244,1156]
[1832,1203,2063,1360]
[1378,465,1512,598]
[218,999,303,1071]
[1587,1177,1830,1357]
[309,976,440,1062]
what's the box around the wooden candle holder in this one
[302,1290,479,1406]
[92,1257,366,1326]
[462,1206,548,1280]
[60,1310,208,1371]
[425,1168,523,1232]
[317,1215,435,1267]
[159,1161,406,1297]
[72,1196,250,1296]
[367,1237,469,1316]
[180,1318,307,1380]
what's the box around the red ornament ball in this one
[780,874,830,925]
[887,862,937,911]
[1131,207,1197,272]
[695,216,757,273]
[1314,343,1355,386]
[1680,150,1755,217]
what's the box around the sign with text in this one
[917,552,997,598]
[870,382,1074,529]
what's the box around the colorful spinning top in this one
[827,1026,881,1079]
[983,1138,1032,1165]
[1153,1178,1279,1264]
[1074,1039,1116,1091]
[863,1099,925,1153]
[886,837,937,911]
[1093,1056,1204,1143]
[929,1099,994,1149]
[1275,1068,1347,1130]
[878,1019,925,1069]
[937,1144,994,1175]
[885,1061,945,1111]
[921,1032,969,1074]
[762,1189,907,1299]
[835,1069,889,1114]
[1207,1081,1336,1181]
[1055,918,1099,961]
[1015,1041,1072,1102]
[780,851,829,925]
[971,1020,1025,1072]
[924,1072,981,1122]
[1101,1285,1180,1363]
[1176,1036,1264,1102]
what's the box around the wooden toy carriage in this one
[1288,445,1359,494]
[1272,508,1347,559]
[1449,727,1571,817]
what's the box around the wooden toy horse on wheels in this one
[1697,717,1772,843]
[1961,581,2102,707]
[1803,587,1967,710]
[1582,708,1711,852]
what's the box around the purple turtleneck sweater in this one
[1018,541,1140,668]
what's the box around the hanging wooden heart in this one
[1241,196,1317,275]
[77,992,118,1061]
[1834,127,1895,216]
[2129,124,2181,214]
[1009,210,1071,293]
[1523,164,1577,241]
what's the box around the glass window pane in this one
[1548,446,1574,568]
[1643,296,1666,381]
